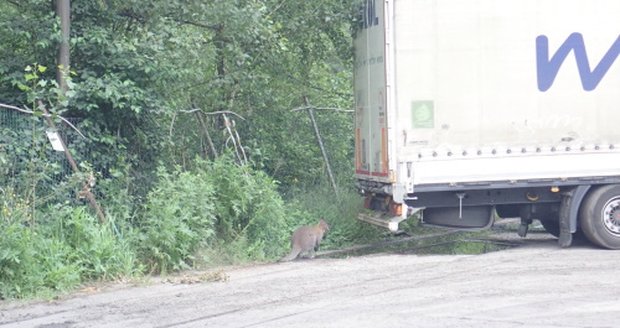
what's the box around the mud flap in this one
[558,185,590,248]
[558,194,572,248]
[422,206,493,229]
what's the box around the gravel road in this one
[1,232,619,328]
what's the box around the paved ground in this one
[1,232,618,328]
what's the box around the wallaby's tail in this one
[279,247,301,262]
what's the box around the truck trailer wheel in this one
[579,185,620,249]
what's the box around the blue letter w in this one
[536,33,620,92]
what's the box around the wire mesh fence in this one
[0,108,90,204]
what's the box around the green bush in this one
[138,166,217,273]
[138,157,293,268]
[0,190,139,299]
[41,206,140,280]
[34,238,81,294]
[0,220,42,299]
[0,189,44,298]
[199,158,290,262]
[0,222,82,299]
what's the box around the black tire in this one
[579,185,620,249]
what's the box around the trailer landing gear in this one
[517,218,531,238]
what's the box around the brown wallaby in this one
[280,219,330,262]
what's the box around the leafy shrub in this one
[138,166,217,273]
[139,157,292,268]
[0,196,80,298]
[0,189,139,299]
[0,223,81,299]
[0,219,42,299]
[199,158,290,261]
[0,188,41,298]
[33,238,81,294]
[41,206,140,280]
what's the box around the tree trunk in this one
[53,1,106,223]
[56,0,71,92]
[195,112,218,159]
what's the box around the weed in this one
[138,166,217,274]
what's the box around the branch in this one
[291,105,354,113]
[169,111,177,138]
[222,114,245,165]
[0,102,33,115]
[0,103,86,139]
[302,96,338,194]
[180,108,246,121]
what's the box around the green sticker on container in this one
[412,101,434,128]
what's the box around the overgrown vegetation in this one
[0,157,376,299]
[0,191,140,299]
[0,0,381,299]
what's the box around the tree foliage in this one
[1,0,358,192]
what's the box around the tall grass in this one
[0,190,140,299]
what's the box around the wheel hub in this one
[602,198,620,235]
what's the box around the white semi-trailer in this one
[354,0,620,248]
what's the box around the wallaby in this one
[280,218,330,262]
